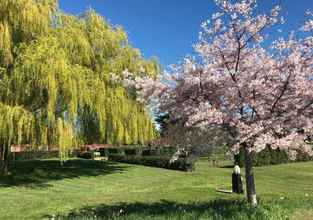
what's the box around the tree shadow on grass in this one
[47,199,285,220]
[0,159,129,188]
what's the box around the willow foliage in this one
[0,0,158,169]
[0,103,34,146]
[0,0,56,67]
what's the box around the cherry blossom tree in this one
[134,1,313,206]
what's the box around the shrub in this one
[77,151,102,160]
[140,147,178,157]
[124,149,140,156]
[159,146,177,156]
[108,155,197,172]
[141,149,153,156]
[77,151,94,159]
[10,150,59,161]
[108,148,119,154]
[235,145,313,167]
[99,148,108,157]
[95,146,177,158]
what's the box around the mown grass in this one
[0,159,312,219]
[52,199,292,220]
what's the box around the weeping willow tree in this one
[0,0,158,175]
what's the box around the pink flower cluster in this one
[135,1,313,158]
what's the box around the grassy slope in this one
[0,159,312,219]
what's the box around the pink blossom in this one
[134,0,313,159]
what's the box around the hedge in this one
[235,145,313,167]
[77,151,101,160]
[76,146,197,171]
[97,146,177,157]
[108,154,197,172]
[141,147,177,156]
[10,150,59,161]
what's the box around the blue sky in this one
[59,0,313,68]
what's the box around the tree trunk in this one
[0,144,9,176]
[244,145,257,207]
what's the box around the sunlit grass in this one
[0,159,312,219]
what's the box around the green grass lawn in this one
[0,159,312,220]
